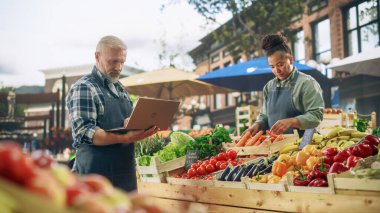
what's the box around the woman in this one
[247,34,324,136]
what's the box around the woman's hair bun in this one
[261,34,287,51]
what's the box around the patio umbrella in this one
[327,47,380,77]
[197,57,331,92]
[119,67,235,100]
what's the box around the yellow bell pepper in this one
[252,174,268,183]
[267,174,281,184]
[296,150,310,166]
[306,156,320,171]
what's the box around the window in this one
[213,94,223,109]
[308,0,328,14]
[313,18,332,77]
[293,30,306,63]
[344,0,380,56]
[211,54,220,63]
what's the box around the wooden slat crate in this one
[166,177,215,187]
[285,173,335,194]
[136,156,186,183]
[235,105,260,136]
[243,177,288,191]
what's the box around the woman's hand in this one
[243,123,261,136]
[270,118,300,135]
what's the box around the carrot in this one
[266,130,279,138]
[273,134,285,143]
[235,131,252,147]
[245,130,263,146]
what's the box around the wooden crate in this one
[285,173,335,194]
[243,177,288,191]
[136,156,186,183]
[235,105,260,136]
[223,133,298,156]
[166,177,215,187]
[332,155,380,191]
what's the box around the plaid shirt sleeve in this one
[67,81,103,148]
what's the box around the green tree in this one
[186,0,307,58]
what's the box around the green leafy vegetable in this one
[135,134,165,158]
[353,118,369,132]
[170,131,194,146]
[137,155,152,166]
[372,127,380,137]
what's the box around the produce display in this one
[0,143,162,213]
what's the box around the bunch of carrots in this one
[235,130,285,147]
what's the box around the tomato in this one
[203,160,210,165]
[219,162,228,170]
[209,158,217,165]
[210,156,217,161]
[30,150,54,169]
[187,168,197,177]
[228,159,237,166]
[191,163,198,170]
[215,161,222,170]
[227,150,237,160]
[196,161,203,167]
[190,176,200,180]
[206,164,216,173]
[173,174,181,178]
[196,166,206,176]
[181,173,189,179]
[217,153,227,161]
[237,159,245,165]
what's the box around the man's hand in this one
[270,118,300,135]
[243,123,261,136]
[123,126,160,143]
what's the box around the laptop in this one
[106,97,180,134]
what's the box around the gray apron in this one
[74,70,136,192]
[267,71,304,136]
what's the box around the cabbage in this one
[170,131,194,146]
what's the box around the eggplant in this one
[218,166,231,181]
[268,155,278,164]
[251,163,266,177]
[226,165,241,181]
[243,164,254,177]
[259,163,273,175]
[233,165,247,182]
[244,164,257,178]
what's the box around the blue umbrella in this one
[197,57,331,92]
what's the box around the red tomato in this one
[173,174,181,178]
[187,168,197,177]
[210,156,217,161]
[228,160,237,166]
[215,161,222,170]
[237,159,245,165]
[203,160,210,165]
[217,153,227,161]
[191,163,198,170]
[227,150,237,160]
[219,162,228,170]
[209,158,217,165]
[206,164,216,173]
[196,161,203,167]
[181,173,189,179]
[196,166,206,176]
[190,176,200,180]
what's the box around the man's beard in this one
[106,72,120,83]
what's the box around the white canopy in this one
[327,47,380,77]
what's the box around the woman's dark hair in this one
[261,34,292,57]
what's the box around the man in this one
[67,35,159,192]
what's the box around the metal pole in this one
[61,75,66,128]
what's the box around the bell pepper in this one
[333,149,351,163]
[296,151,310,166]
[302,145,317,155]
[272,161,287,177]
[306,156,320,171]
[293,166,312,186]
[308,178,328,187]
[355,143,374,158]
[267,174,281,184]
[322,147,338,157]
[322,155,334,166]
[346,156,363,168]
[252,173,268,183]
[329,162,349,174]
[277,154,291,167]
[312,158,331,180]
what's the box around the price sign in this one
[184,150,198,171]
[299,129,316,150]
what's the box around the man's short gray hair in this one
[96,35,127,51]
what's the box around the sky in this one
[0,0,230,87]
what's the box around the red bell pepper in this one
[366,143,379,155]
[308,178,328,187]
[312,158,331,180]
[322,155,334,166]
[293,166,312,186]
[346,156,363,168]
[329,162,349,174]
[355,143,373,158]
[322,147,338,157]
[333,149,351,163]
[361,135,380,146]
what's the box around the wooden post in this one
[372,111,377,128]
